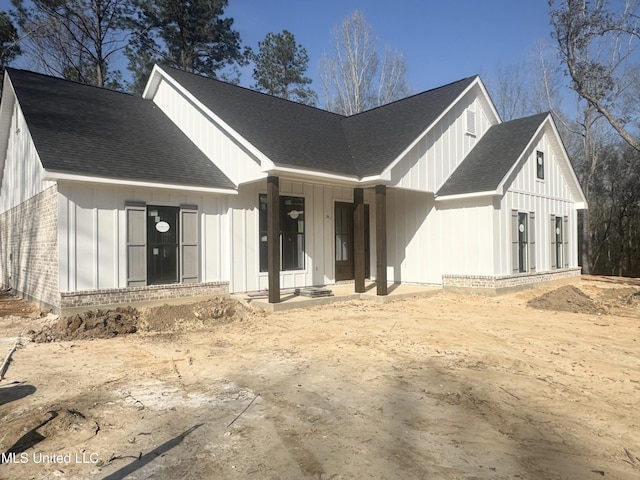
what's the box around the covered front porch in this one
[237,280,441,312]
[262,176,389,304]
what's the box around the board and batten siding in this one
[434,197,496,277]
[494,130,579,275]
[0,100,55,213]
[152,78,264,186]
[389,88,495,193]
[228,180,380,293]
[57,183,229,292]
[385,189,442,284]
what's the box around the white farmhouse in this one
[0,66,587,312]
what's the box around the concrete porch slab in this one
[236,282,441,312]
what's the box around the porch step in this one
[295,287,334,298]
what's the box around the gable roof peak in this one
[437,111,550,198]
[346,74,480,118]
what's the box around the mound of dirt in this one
[138,296,251,332]
[527,285,606,315]
[29,297,251,342]
[31,307,139,342]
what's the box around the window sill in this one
[258,269,308,275]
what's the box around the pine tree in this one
[252,30,316,105]
[126,0,247,93]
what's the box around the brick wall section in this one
[442,268,582,293]
[60,281,229,309]
[0,185,60,309]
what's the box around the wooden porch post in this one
[354,187,365,293]
[267,176,280,303]
[375,184,388,295]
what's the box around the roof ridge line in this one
[161,65,347,118]
[6,67,133,96]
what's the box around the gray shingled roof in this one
[162,67,357,175]
[436,112,549,197]
[6,67,484,186]
[7,68,235,190]
[162,67,476,177]
[341,76,477,177]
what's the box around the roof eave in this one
[44,170,238,195]
[435,190,498,202]
[0,74,18,191]
[546,116,589,206]
[261,164,391,187]
[145,65,273,168]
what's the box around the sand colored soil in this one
[27,297,254,343]
[0,276,639,479]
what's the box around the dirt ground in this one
[0,275,638,480]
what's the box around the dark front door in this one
[147,206,179,284]
[335,202,370,281]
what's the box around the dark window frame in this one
[259,194,306,272]
[536,150,545,180]
[518,212,529,273]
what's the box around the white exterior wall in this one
[385,189,441,284]
[435,198,496,277]
[152,78,265,186]
[390,87,496,192]
[0,100,55,213]
[495,130,579,275]
[57,182,229,292]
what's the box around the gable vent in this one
[466,108,476,136]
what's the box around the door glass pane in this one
[556,216,563,269]
[281,196,304,270]
[518,212,528,273]
[335,206,349,261]
[259,194,268,272]
[147,205,179,284]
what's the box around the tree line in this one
[549,0,640,277]
[1,1,638,277]
[0,1,409,114]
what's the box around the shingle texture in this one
[7,68,234,189]
[163,67,476,177]
[162,67,356,175]
[436,112,549,197]
[341,77,477,177]
[10,67,532,191]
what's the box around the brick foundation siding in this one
[0,186,60,309]
[442,268,582,294]
[60,281,229,309]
